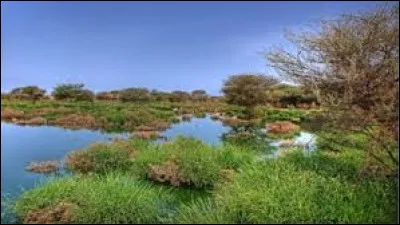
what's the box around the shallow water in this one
[159,115,231,145]
[1,122,128,196]
[1,115,316,222]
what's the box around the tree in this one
[191,89,208,102]
[221,74,279,118]
[52,84,94,102]
[10,86,46,100]
[120,88,150,102]
[266,3,399,174]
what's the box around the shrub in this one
[52,84,94,102]
[120,88,151,102]
[191,90,208,102]
[169,91,191,102]
[221,74,278,108]
[10,86,46,100]
[75,90,95,102]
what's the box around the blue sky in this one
[1,1,380,95]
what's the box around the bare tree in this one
[265,3,399,175]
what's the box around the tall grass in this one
[209,150,397,224]
[133,136,254,188]
[14,173,176,224]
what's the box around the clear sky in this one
[1,1,380,95]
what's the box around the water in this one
[159,115,231,145]
[1,122,129,196]
[1,116,316,222]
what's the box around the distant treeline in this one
[1,82,319,108]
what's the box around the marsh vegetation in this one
[1,2,398,224]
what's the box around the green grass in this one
[62,136,254,189]
[12,136,397,224]
[317,131,368,152]
[133,136,254,188]
[14,173,176,224]
[186,150,397,224]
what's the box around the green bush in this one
[52,84,94,102]
[10,86,47,100]
[120,88,151,102]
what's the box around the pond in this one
[1,115,316,222]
